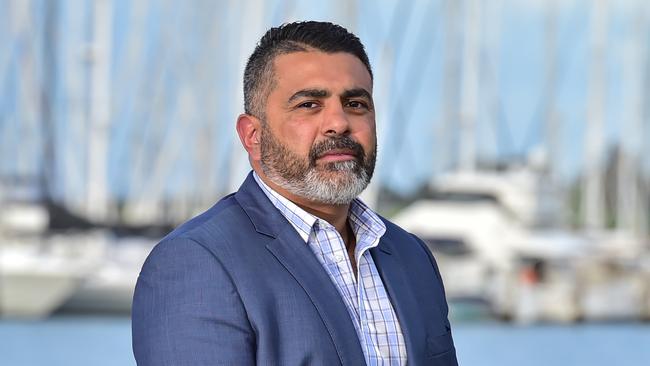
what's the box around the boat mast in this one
[484,0,503,163]
[617,1,646,239]
[86,0,113,223]
[437,0,461,177]
[459,0,481,173]
[539,0,563,228]
[582,0,608,231]
[543,0,560,185]
[40,0,58,204]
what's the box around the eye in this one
[297,101,320,109]
[346,100,369,109]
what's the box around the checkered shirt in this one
[254,172,407,365]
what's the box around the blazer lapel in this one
[266,227,365,365]
[371,237,425,362]
[235,172,366,365]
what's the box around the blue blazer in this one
[132,172,458,365]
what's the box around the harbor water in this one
[1,315,649,365]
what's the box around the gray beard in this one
[259,125,375,205]
[265,159,371,205]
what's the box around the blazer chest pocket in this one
[426,330,455,359]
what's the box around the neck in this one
[255,169,351,235]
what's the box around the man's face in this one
[258,51,376,205]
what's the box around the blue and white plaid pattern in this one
[254,173,407,365]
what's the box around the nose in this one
[321,103,350,137]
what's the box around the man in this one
[132,21,457,365]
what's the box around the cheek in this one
[283,121,320,154]
[353,122,377,149]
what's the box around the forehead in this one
[271,51,372,95]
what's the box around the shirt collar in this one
[253,171,386,245]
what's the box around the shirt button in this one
[334,254,345,262]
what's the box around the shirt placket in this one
[356,234,383,365]
[312,222,361,324]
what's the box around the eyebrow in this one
[341,88,372,101]
[287,89,330,104]
[287,87,373,105]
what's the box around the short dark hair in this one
[243,21,373,118]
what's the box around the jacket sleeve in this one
[132,237,255,366]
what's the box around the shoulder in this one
[162,193,242,241]
[141,193,263,273]
[132,199,256,365]
[161,192,266,252]
[136,192,262,300]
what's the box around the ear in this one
[236,113,262,161]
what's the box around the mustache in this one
[309,136,365,165]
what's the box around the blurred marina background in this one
[1,0,650,364]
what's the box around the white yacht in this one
[392,167,649,322]
[0,203,98,318]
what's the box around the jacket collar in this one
[371,228,424,363]
[234,171,287,238]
